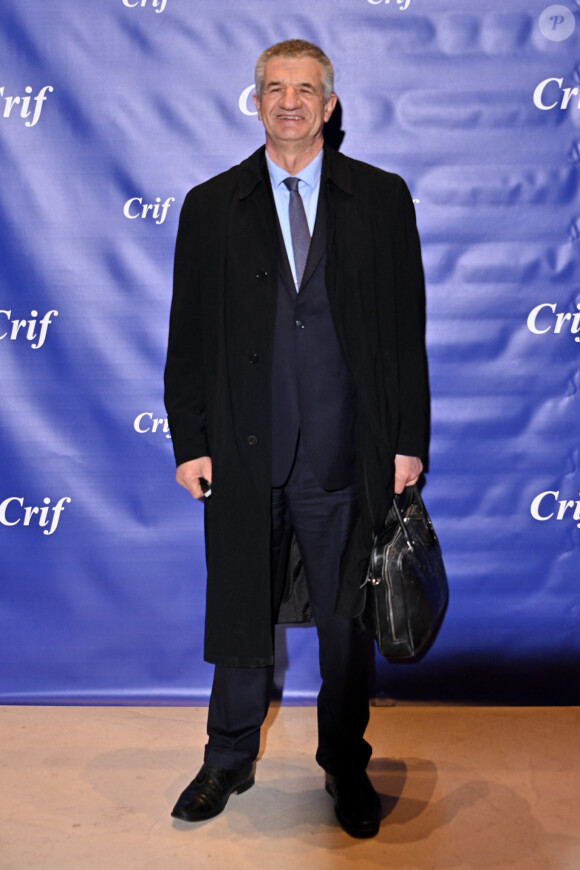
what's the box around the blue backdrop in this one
[1,0,579,704]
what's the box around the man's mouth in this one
[277,114,304,120]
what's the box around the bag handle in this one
[361,486,423,589]
[392,494,414,550]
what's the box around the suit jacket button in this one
[248,352,259,364]
[256,271,268,280]
[247,435,258,446]
[295,319,305,328]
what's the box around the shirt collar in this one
[266,147,323,191]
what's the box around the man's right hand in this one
[175,456,212,500]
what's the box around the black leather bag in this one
[362,486,448,663]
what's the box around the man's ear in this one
[323,93,338,124]
[252,92,262,120]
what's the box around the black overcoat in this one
[164,144,430,667]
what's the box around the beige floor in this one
[0,704,578,870]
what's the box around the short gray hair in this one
[254,39,334,103]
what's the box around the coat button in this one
[295,319,305,328]
[256,271,268,280]
[247,351,259,364]
[247,435,258,446]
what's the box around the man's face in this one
[253,55,337,151]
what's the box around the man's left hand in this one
[394,454,423,494]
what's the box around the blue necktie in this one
[283,176,311,290]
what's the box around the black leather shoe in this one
[325,770,381,838]
[171,762,255,822]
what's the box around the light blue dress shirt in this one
[266,148,323,290]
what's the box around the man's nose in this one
[280,86,301,106]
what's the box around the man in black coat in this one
[164,39,429,838]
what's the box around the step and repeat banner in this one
[1,0,579,704]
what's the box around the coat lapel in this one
[233,145,350,299]
[236,147,279,262]
[274,220,296,298]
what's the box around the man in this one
[164,39,429,838]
